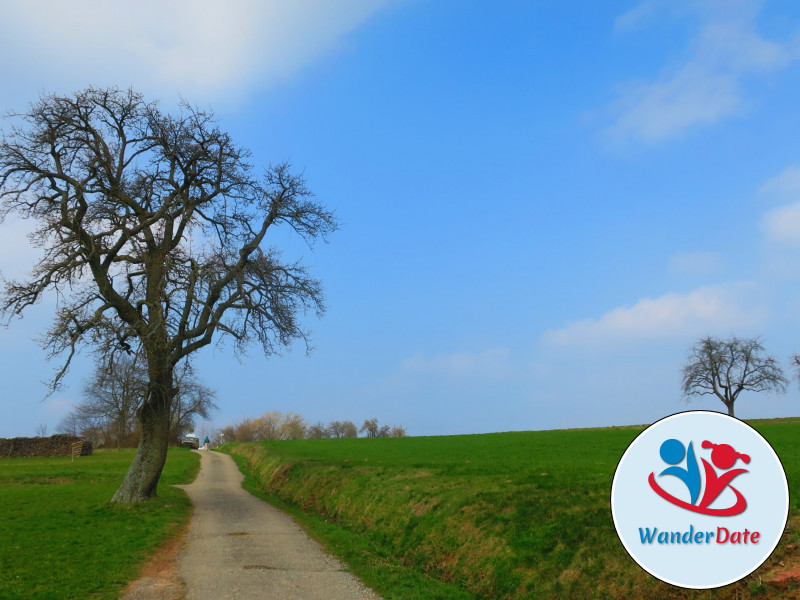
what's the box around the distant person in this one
[204,436,210,451]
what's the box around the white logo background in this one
[611,411,789,589]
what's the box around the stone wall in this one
[0,434,94,458]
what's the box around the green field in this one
[225,419,800,600]
[2,422,797,599]
[0,447,199,600]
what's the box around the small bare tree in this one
[61,353,215,448]
[306,421,330,439]
[360,418,380,438]
[57,412,82,437]
[329,419,358,438]
[0,88,336,502]
[225,411,307,441]
[168,362,217,443]
[248,411,307,440]
[681,336,788,417]
[278,412,307,440]
[59,401,110,446]
[389,425,407,438]
[82,353,146,448]
[359,418,405,438]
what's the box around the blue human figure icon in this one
[658,438,701,505]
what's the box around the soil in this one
[120,520,190,600]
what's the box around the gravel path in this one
[172,450,382,600]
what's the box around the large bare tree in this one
[681,336,788,417]
[0,88,336,502]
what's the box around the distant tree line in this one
[58,356,216,449]
[358,418,407,438]
[219,412,406,442]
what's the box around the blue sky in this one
[2,0,800,438]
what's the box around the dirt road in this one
[123,450,381,600]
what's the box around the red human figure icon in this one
[698,441,750,511]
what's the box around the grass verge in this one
[0,447,200,600]
[227,451,476,600]
[224,420,800,600]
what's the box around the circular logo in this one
[611,411,789,589]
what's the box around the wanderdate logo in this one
[648,438,750,516]
[611,411,788,589]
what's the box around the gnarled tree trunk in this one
[111,366,175,503]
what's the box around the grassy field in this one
[0,447,200,600]
[225,418,800,600]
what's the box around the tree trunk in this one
[111,369,174,503]
[727,402,735,418]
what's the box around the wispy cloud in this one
[761,202,800,245]
[758,165,800,246]
[0,0,396,108]
[759,165,800,198]
[542,283,764,347]
[605,1,796,145]
[614,0,674,31]
[400,348,511,378]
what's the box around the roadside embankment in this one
[224,431,652,599]
[224,425,800,600]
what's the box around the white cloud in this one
[606,1,796,145]
[616,0,763,31]
[761,201,800,245]
[615,0,673,31]
[607,68,741,144]
[400,348,511,378]
[0,0,396,109]
[542,283,764,346]
[759,166,800,198]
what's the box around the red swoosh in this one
[648,472,747,516]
